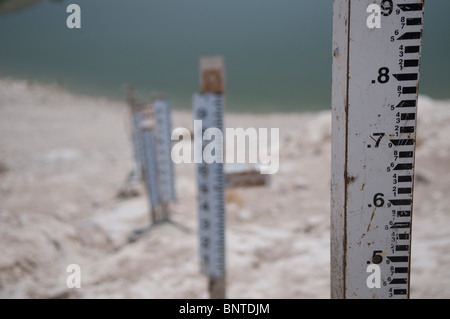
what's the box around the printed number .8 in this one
[378,67,390,84]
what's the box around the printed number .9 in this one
[378,67,390,84]
[381,0,394,16]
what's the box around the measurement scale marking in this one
[394,163,413,171]
[391,222,411,229]
[406,18,422,26]
[399,126,415,133]
[154,100,176,203]
[391,139,414,146]
[405,46,420,54]
[142,129,160,209]
[397,211,411,217]
[388,256,409,263]
[395,267,409,273]
[398,188,412,194]
[398,3,423,12]
[396,100,416,108]
[396,245,410,252]
[402,87,417,95]
[397,187,412,194]
[401,113,416,120]
[403,60,419,68]
[398,234,410,240]
[398,32,421,40]
[195,93,225,279]
[394,289,408,295]
[390,278,408,285]
[393,73,418,81]
[398,176,412,183]
[389,199,412,206]
[399,152,414,158]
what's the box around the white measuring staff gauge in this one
[140,110,160,211]
[132,111,145,181]
[154,100,176,202]
[331,0,424,298]
[193,93,226,278]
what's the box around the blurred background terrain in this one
[1,1,450,298]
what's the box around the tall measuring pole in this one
[126,87,143,181]
[124,88,181,241]
[154,99,176,220]
[194,56,226,299]
[141,106,160,223]
[331,0,425,298]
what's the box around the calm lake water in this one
[1,0,449,112]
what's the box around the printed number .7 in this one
[373,133,385,148]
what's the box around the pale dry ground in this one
[0,78,449,298]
